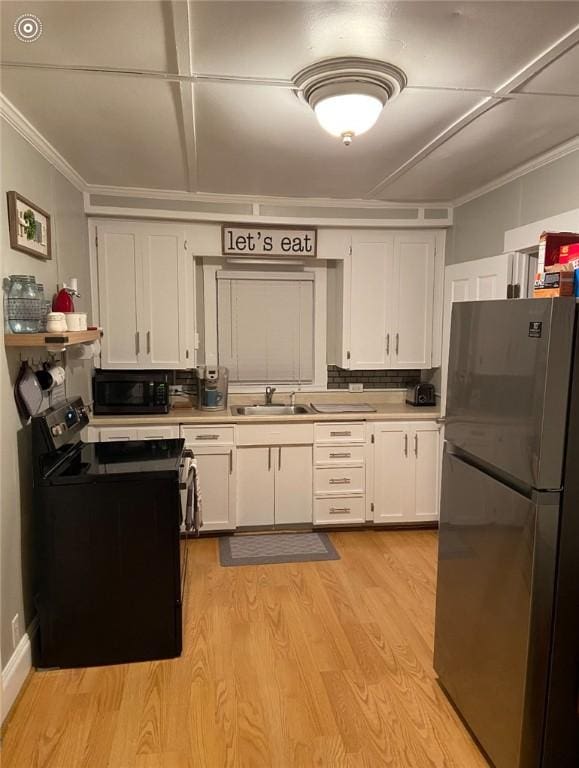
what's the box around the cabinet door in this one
[391,233,435,369]
[97,223,141,369]
[236,447,275,527]
[99,427,139,442]
[373,423,414,523]
[140,225,189,369]
[195,448,236,532]
[411,422,440,521]
[275,445,313,525]
[347,232,393,369]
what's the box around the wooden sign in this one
[222,225,317,257]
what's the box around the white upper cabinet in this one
[390,232,435,369]
[348,232,392,369]
[334,229,443,370]
[140,226,189,368]
[317,229,352,260]
[94,220,194,369]
[96,224,140,368]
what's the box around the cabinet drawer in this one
[314,422,365,444]
[180,425,234,446]
[137,426,179,440]
[314,445,365,466]
[314,466,365,495]
[236,423,313,446]
[314,496,365,525]
[98,427,139,442]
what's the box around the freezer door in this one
[446,298,575,489]
[434,450,559,768]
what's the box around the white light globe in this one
[314,93,384,142]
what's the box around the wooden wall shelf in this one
[4,329,101,348]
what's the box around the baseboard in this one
[1,618,38,725]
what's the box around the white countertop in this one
[90,391,441,426]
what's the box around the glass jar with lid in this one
[6,275,42,333]
[36,283,50,332]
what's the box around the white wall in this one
[0,118,91,699]
[447,150,579,264]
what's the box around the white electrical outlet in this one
[349,383,363,393]
[11,614,21,650]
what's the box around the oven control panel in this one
[33,397,90,451]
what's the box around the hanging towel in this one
[186,459,203,536]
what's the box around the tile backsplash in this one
[327,365,420,390]
[173,367,420,391]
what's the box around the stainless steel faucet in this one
[265,386,276,405]
[289,391,296,407]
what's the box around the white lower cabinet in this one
[237,447,276,526]
[193,448,236,531]
[313,422,367,526]
[372,421,440,523]
[181,425,236,532]
[236,424,313,527]
[237,444,313,527]
[276,445,314,525]
[413,422,442,521]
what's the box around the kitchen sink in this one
[232,404,311,416]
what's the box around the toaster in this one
[406,383,436,407]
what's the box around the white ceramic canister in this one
[46,312,67,332]
[66,312,87,331]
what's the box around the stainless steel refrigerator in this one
[435,297,579,768]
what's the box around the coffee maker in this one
[197,366,229,411]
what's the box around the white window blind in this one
[217,272,314,383]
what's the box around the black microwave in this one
[93,370,170,415]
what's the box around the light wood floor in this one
[2,530,488,767]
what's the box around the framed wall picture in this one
[7,191,52,260]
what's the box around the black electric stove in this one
[32,398,186,669]
[44,439,184,483]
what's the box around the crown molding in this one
[451,134,579,208]
[0,92,88,192]
[85,184,452,210]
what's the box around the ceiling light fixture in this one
[293,57,406,146]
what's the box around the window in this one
[217,271,314,384]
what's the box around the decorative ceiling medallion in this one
[293,57,407,146]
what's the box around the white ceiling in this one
[1,1,578,203]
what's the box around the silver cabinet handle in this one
[278,446,282,471]
[195,434,219,440]
[147,330,151,354]
[414,434,418,456]
[436,417,446,425]
[229,449,233,474]
[395,333,399,355]
[329,478,351,485]
[329,452,351,458]
[386,333,390,355]
[268,446,271,470]
[330,431,351,437]
[404,433,408,457]
[329,507,351,514]
[135,331,140,355]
